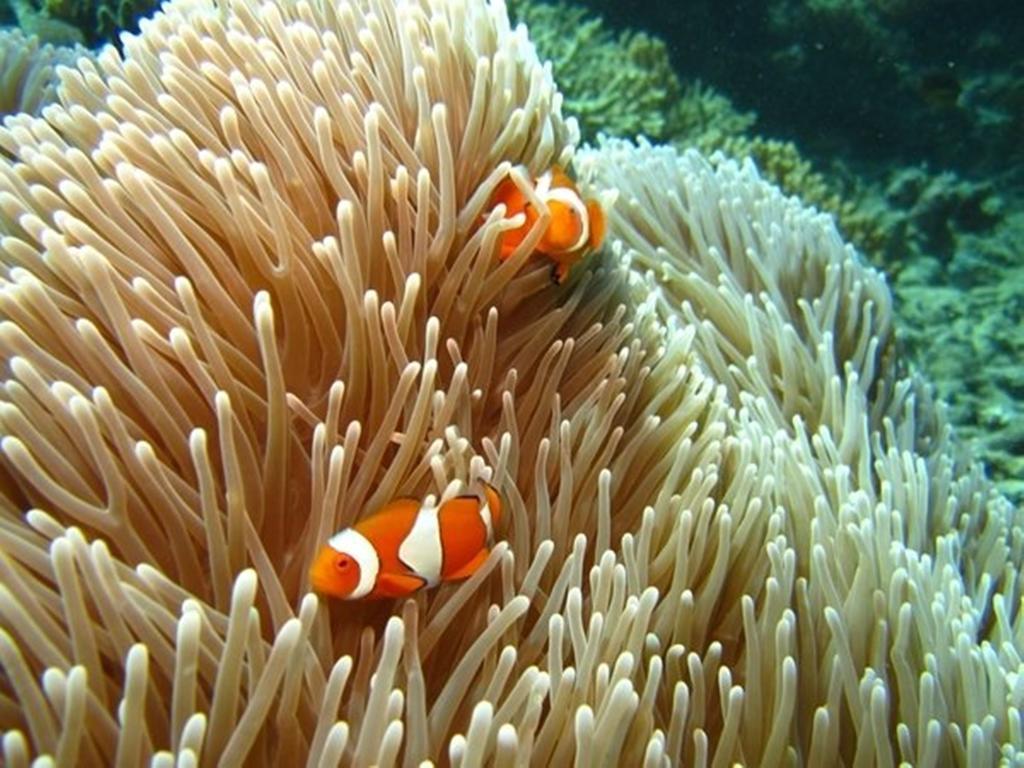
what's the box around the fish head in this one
[309,544,362,599]
[538,196,585,255]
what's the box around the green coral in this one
[849,169,1023,500]
[507,0,681,142]
[667,81,756,150]
[33,0,157,45]
[4,0,83,45]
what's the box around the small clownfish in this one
[488,165,606,284]
[309,483,502,600]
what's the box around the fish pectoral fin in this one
[551,260,571,284]
[375,572,426,598]
[445,549,490,581]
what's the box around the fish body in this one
[490,165,606,284]
[309,483,502,600]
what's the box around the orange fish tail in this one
[585,199,606,251]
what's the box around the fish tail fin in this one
[586,199,606,251]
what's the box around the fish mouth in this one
[308,548,343,598]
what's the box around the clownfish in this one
[309,483,502,600]
[489,165,606,284]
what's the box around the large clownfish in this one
[309,483,502,600]
[488,165,606,284]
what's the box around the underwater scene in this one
[0,0,1021,763]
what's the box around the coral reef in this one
[865,171,1024,500]
[582,0,1022,180]
[1,0,82,45]
[761,0,1022,176]
[666,81,755,152]
[1,0,159,46]
[41,0,157,45]
[506,0,681,142]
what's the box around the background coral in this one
[666,81,755,151]
[506,0,682,142]
[43,0,157,45]
[866,171,1024,500]
[0,0,82,45]
[1,0,155,46]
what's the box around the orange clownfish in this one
[309,483,502,600]
[489,165,606,284]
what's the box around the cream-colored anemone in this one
[0,0,1020,765]
[578,138,1024,764]
[0,28,90,118]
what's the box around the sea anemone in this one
[0,28,90,117]
[0,0,1020,764]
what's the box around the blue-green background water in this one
[591,0,1022,176]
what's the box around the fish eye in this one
[337,558,350,570]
